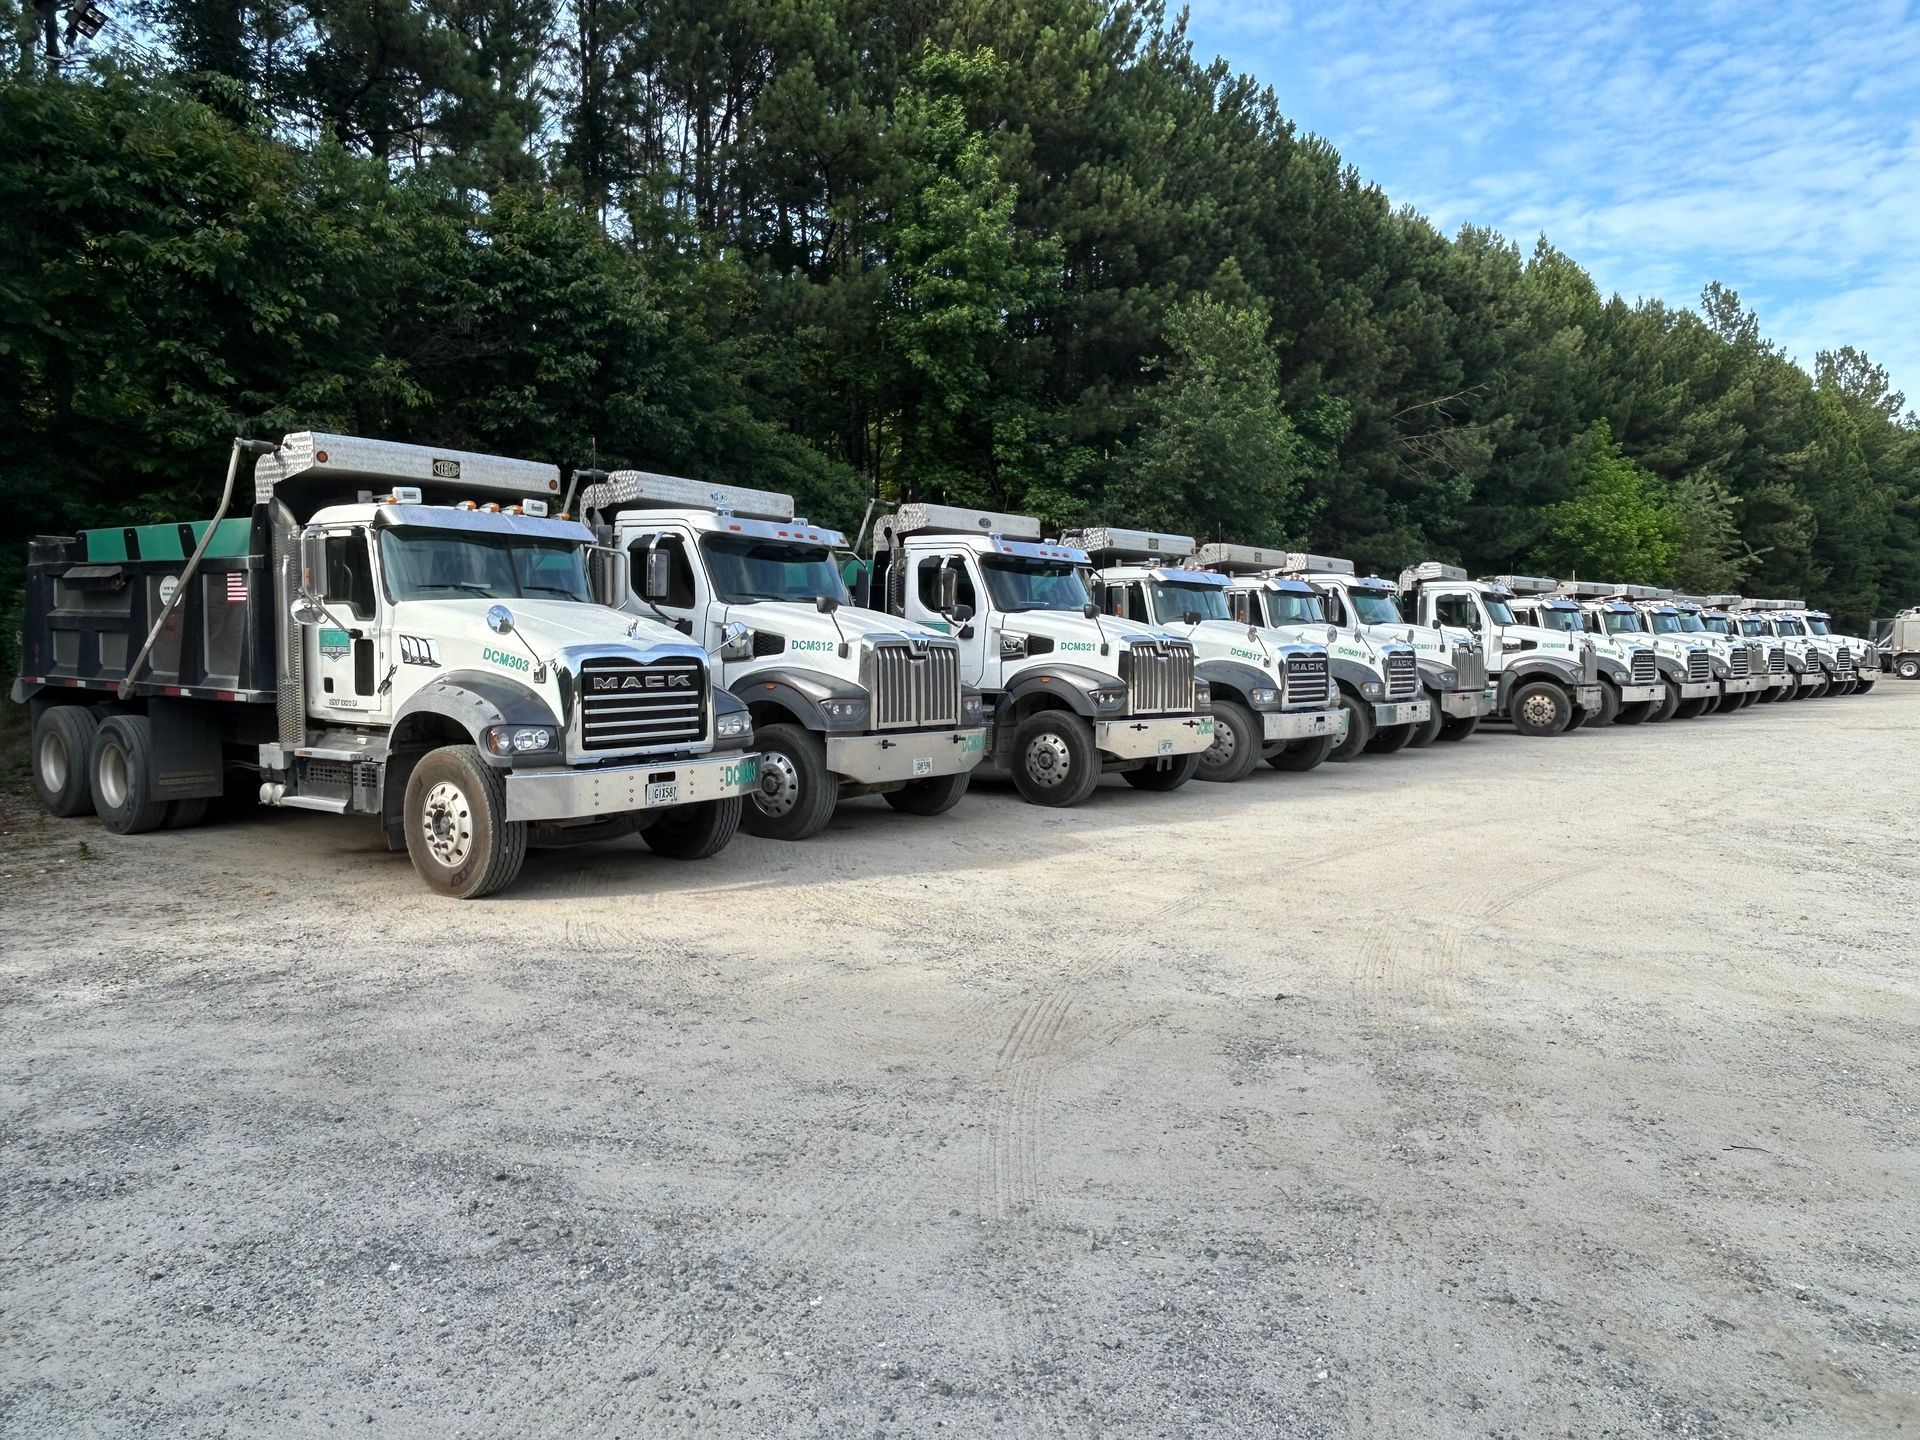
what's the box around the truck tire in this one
[641,796,743,860]
[1329,691,1374,761]
[31,706,99,818]
[1675,695,1711,719]
[89,714,171,835]
[1652,680,1680,722]
[1854,678,1875,695]
[1588,682,1621,728]
[1122,752,1203,792]
[883,771,971,816]
[1268,735,1336,771]
[1803,671,1829,700]
[1366,722,1415,754]
[1509,680,1571,737]
[1830,677,1855,698]
[164,797,211,829]
[1896,655,1920,680]
[1198,700,1260,783]
[1011,711,1102,807]
[1437,715,1479,743]
[742,723,838,841]
[1405,691,1446,749]
[1615,699,1653,725]
[402,745,528,899]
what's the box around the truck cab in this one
[1663,597,1768,710]
[1796,608,1873,694]
[1730,600,1827,699]
[1680,596,1782,706]
[1190,544,1445,759]
[1396,564,1603,736]
[579,471,987,840]
[1063,527,1345,781]
[1614,593,1737,718]
[1504,583,1665,726]
[1721,610,1796,700]
[868,504,1214,807]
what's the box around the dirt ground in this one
[2,687,1916,1439]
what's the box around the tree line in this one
[3,0,1916,655]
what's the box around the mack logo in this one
[432,458,461,479]
[590,672,692,691]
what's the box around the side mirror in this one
[939,565,961,614]
[1082,602,1098,620]
[711,619,749,657]
[486,604,515,636]
[951,604,974,624]
[815,594,840,614]
[1182,611,1203,626]
[587,546,631,610]
[643,548,672,601]
[290,595,327,627]
[299,530,328,600]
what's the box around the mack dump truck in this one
[1194,545,1495,752]
[15,434,759,898]
[1872,609,1920,679]
[577,471,988,840]
[1502,581,1666,725]
[1394,564,1603,736]
[1561,583,1727,719]
[864,504,1214,806]
[1059,528,1344,781]
[1793,605,1879,693]
[1676,595,1788,707]
[1731,600,1842,699]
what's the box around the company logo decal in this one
[589,671,692,691]
[319,627,351,659]
[432,458,461,479]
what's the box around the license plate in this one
[912,756,932,777]
[646,781,679,807]
[1158,739,1175,756]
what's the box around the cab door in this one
[305,526,392,724]
[904,548,990,688]
[621,524,714,644]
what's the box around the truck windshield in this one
[1602,612,1645,635]
[1482,596,1516,626]
[1349,591,1405,624]
[379,527,590,602]
[1806,617,1831,635]
[1776,619,1805,636]
[1676,614,1707,632]
[1266,592,1325,624]
[1148,581,1229,621]
[981,557,1089,612]
[1740,619,1768,636]
[1648,614,1685,634]
[1701,616,1733,635]
[702,535,849,605]
[1534,609,1581,633]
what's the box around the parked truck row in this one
[13,434,1896,898]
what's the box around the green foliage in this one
[1536,423,1684,583]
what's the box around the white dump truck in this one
[1395,564,1603,736]
[1502,581,1666,725]
[1672,595,1778,709]
[1564,583,1726,718]
[1060,528,1345,781]
[16,434,760,897]
[1871,609,1920,679]
[577,471,988,840]
[1730,600,1834,699]
[1716,608,1798,703]
[1194,545,1495,753]
[865,504,1214,806]
[1795,607,1877,693]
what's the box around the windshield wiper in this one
[420,581,496,597]
[521,583,584,598]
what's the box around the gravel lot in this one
[3,688,1917,1438]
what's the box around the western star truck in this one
[1189,544,1442,759]
[1502,580,1665,726]
[1395,564,1603,736]
[1871,608,1920,679]
[16,433,760,898]
[865,504,1214,806]
[1060,527,1345,782]
[577,471,988,840]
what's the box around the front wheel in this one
[1854,679,1875,695]
[1830,678,1856,698]
[641,796,743,860]
[882,771,971,816]
[1675,695,1711,719]
[1589,682,1621,728]
[1652,680,1681,722]
[1122,752,1202,792]
[1509,680,1572,737]
[1011,710,1102,807]
[1437,715,1479,743]
[402,745,527,898]
[742,722,838,841]
[1329,691,1375,761]
[1198,700,1261,783]
[1804,671,1829,700]
[1615,700,1653,726]
[1405,691,1447,749]
[1366,722,1415,754]
[1268,735,1336,771]
[32,706,99,818]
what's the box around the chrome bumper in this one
[1619,682,1665,705]
[1678,680,1719,700]
[1439,687,1498,719]
[1723,675,1768,695]
[505,751,760,822]
[1573,685,1604,711]
[1262,707,1346,743]
[1765,673,1792,689]
[1095,714,1215,762]
[828,727,989,785]
[1371,698,1431,727]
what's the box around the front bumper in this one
[1678,680,1719,701]
[1095,713,1215,762]
[1572,685,1604,712]
[827,727,989,785]
[1261,707,1346,743]
[1439,686,1498,719]
[1370,698,1432,727]
[1618,682,1665,705]
[1765,673,1792,689]
[505,750,761,822]
[1722,675,1768,696]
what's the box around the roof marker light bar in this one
[1674,593,1741,608]
[254,432,561,501]
[582,470,794,522]
[1555,579,1622,600]
[1480,574,1559,595]
[1398,560,1468,588]
[889,502,1042,541]
[1059,526,1196,560]
[1731,598,1806,611]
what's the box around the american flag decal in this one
[225,573,247,603]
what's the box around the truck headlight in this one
[1361,680,1385,700]
[818,697,868,728]
[715,710,752,740]
[1192,680,1211,707]
[1000,634,1028,659]
[1090,687,1126,709]
[961,691,985,725]
[1249,686,1280,708]
[485,725,556,756]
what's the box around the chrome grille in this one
[1745,642,1765,676]
[577,655,706,752]
[1283,654,1330,709]
[1454,648,1487,692]
[1730,646,1749,678]
[1122,640,1197,715]
[1385,651,1418,699]
[1686,650,1710,683]
[1630,649,1656,685]
[1769,647,1787,674]
[1834,648,1853,674]
[868,641,961,729]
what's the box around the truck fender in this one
[1327,655,1380,696]
[1591,654,1630,685]
[1001,663,1117,720]
[729,666,864,731]
[1496,653,1580,706]
[1193,658,1275,706]
[391,671,563,769]
[1653,654,1689,683]
[1414,657,1459,690]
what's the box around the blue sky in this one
[1182,0,1920,406]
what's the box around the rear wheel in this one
[882,771,971,816]
[1365,722,1415,754]
[1405,691,1447,749]
[1896,655,1920,680]
[1122,752,1202,792]
[90,715,171,835]
[402,744,527,898]
[1011,710,1102,807]
[641,796,743,860]
[1509,680,1571,737]
[1268,735,1336,771]
[1437,715,1479,743]
[1198,700,1261,784]
[742,723,837,841]
[31,706,99,818]
[1328,691,1374,761]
